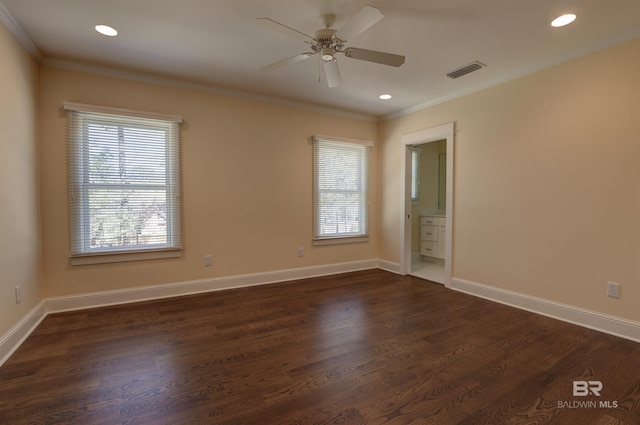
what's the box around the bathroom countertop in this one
[420,209,446,217]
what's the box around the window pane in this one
[317,146,363,191]
[88,189,168,249]
[411,150,420,200]
[318,192,363,235]
[87,124,167,185]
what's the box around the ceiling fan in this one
[257,5,405,88]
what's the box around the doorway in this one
[400,123,454,287]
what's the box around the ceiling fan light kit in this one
[257,5,405,88]
[320,47,335,62]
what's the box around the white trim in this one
[0,301,47,367]
[70,249,182,265]
[381,30,640,121]
[0,1,43,60]
[312,134,374,147]
[2,0,637,125]
[44,58,377,123]
[451,277,640,343]
[45,259,378,314]
[377,259,401,274]
[313,236,369,246]
[401,124,453,145]
[41,30,640,124]
[400,123,454,288]
[3,262,640,368]
[63,101,183,123]
[0,260,378,367]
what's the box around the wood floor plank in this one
[1,269,639,424]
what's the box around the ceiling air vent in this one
[446,61,486,79]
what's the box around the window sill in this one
[70,248,182,265]
[313,236,369,246]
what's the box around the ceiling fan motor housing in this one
[314,28,338,45]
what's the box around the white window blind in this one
[313,135,371,241]
[65,103,182,258]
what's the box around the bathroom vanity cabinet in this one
[420,216,445,259]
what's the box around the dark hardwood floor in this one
[1,269,639,424]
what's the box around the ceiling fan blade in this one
[336,5,384,42]
[344,48,405,67]
[323,60,342,88]
[256,17,315,42]
[261,53,315,72]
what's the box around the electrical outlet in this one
[15,285,21,304]
[297,247,304,257]
[607,282,620,298]
[204,255,213,267]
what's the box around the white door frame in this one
[400,123,454,287]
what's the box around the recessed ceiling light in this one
[95,25,118,37]
[379,94,392,100]
[551,14,576,28]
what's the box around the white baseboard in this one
[451,277,640,343]
[46,259,379,314]
[377,259,401,274]
[5,263,638,368]
[1,259,379,367]
[0,301,47,367]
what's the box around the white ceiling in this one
[1,0,639,119]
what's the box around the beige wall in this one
[0,22,42,336]
[380,37,640,322]
[2,12,639,342]
[38,67,378,298]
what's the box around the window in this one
[411,148,421,202]
[313,135,371,244]
[64,103,182,264]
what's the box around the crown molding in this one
[42,57,377,123]
[382,31,640,121]
[0,1,42,61]
[0,1,371,122]
[5,0,638,124]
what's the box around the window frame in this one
[312,134,372,245]
[64,102,183,265]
